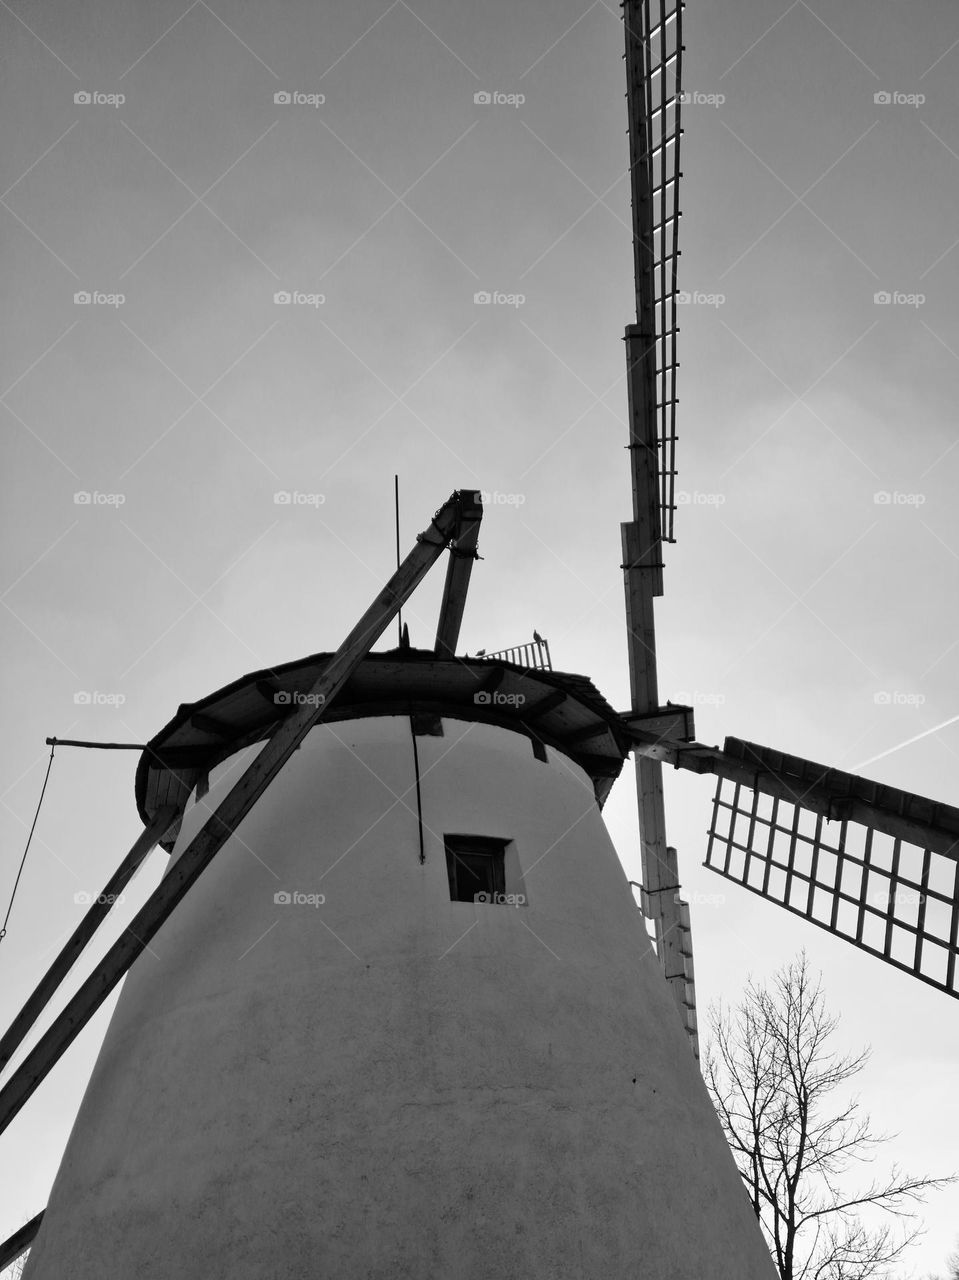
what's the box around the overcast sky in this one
[1,0,958,1272]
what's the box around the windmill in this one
[0,2,955,1278]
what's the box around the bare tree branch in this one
[704,952,956,1280]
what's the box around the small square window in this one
[445,835,507,903]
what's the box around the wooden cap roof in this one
[136,647,631,844]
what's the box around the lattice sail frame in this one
[706,775,959,999]
[625,0,684,543]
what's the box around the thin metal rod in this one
[395,474,402,645]
[1,745,55,942]
[45,738,145,750]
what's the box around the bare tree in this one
[704,952,954,1280]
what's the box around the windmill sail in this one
[621,0,694,1050]
[624,0,683,551]
[703,739,959,997]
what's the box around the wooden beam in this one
[0,805,177,1075]
[189,711,236,738]
[0,491,469,1138]
[524,689,568,719]
[0,1211,43,1270]
[434,490,482,657]
[472,666,506,695]
[632,732,959,860]
[562,720,613,746]
[619,704,695,742]
[254,679,284,707]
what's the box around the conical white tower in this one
[22,651,776,1279]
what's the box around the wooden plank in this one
[434,490,483,657]
[0,491,468,1138]
[0,805,177,1074]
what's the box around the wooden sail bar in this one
[630,732,959,859]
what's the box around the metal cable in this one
[1,744,56,942]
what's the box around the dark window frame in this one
[444,835,509,903]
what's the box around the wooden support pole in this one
[0,1211,43,1270]
[0,805,177,1075]
[0,491,469,1137]
[434,490,483,657]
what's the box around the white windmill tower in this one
[2,487,777,1279]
